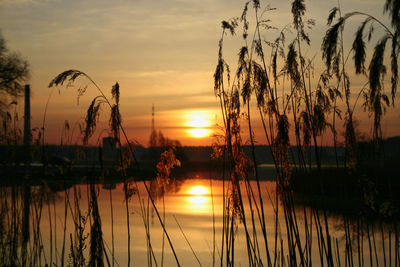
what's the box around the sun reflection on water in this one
[189,185,209,195]
[185,185,211,213]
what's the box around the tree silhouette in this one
[0,32,29,112]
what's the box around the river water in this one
[1,177,398,266]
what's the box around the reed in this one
[1,0,400,266]
[212,0,400,266]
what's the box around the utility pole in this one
[152,104,155,133]
[22,84,31,263]
[23,84,31,164]
[150,104,157,148]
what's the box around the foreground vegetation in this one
[0,0,400,266]
[211,0,400,265]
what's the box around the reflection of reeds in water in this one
[89,183,105,267]
[2,0,400,266]
[1,179,400,266]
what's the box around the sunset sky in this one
[1,0,398,146]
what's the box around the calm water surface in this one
[3,177,396,266]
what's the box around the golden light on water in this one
[186,185,210,212]
[189,185,209,195]
[188,196,208,205]
[186,111,212,138]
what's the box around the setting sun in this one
[186,111,212,138]
[188,128,209,138]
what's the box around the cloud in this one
[1,0,397,145]
[0,0,54,6]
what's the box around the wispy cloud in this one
[1,0,394,145]
[0,0,55,7]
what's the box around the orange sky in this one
[1,0,399,146]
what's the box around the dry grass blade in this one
[352,21,368,74]
[322,18,345,73]
[221,19,238,36]
[291,0,306,30]
[214,59,225,96]
[390,34,398,104]
[252,62,268,107]
[368,36,389,105]
[173,215,202,267]
[111,82,120,105]
[384,0,400,35]
[110,104,121,142]
[48,69,84,88]
[287,42,302,89]
[327,7,339,26]
[83,97,102,144]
